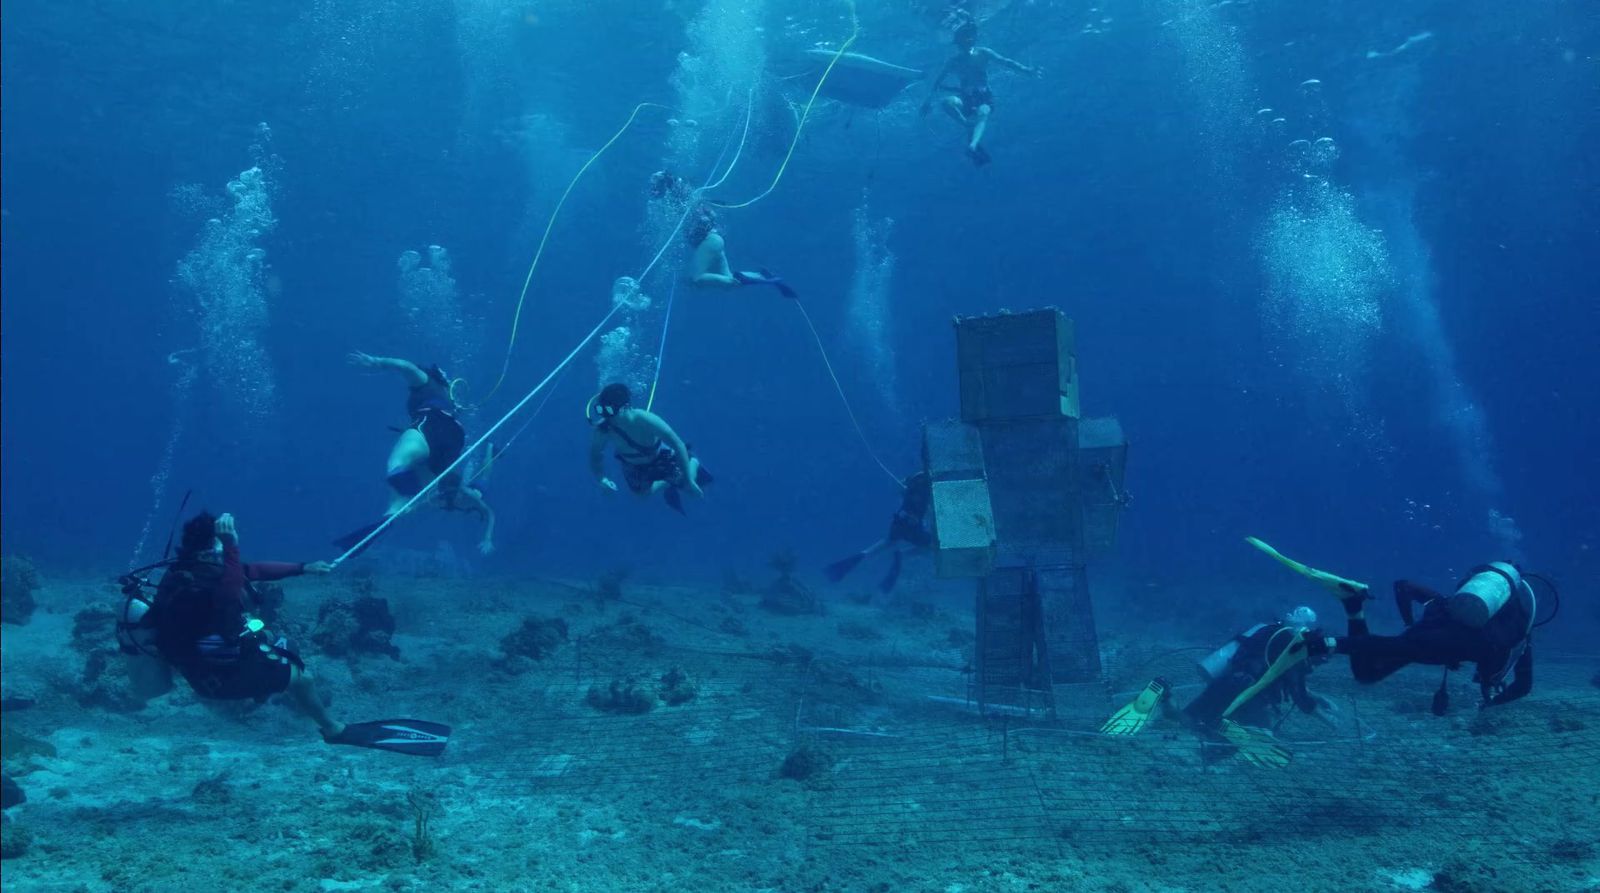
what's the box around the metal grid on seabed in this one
[800,654,1600,860]
[460,622,1600,861]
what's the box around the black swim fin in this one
[663,487,687,515]
[825,553,865,583]
[332,518,389,555]
[324,719,451,757]
[695,464,714,487]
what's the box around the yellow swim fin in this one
[1100,678,1169,737]
[1245,536,1371,598]
[1220,719,1292,769]
[1221,627,1309,720]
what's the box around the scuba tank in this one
[1198,623,1267,681]
[1449,562,1532,628]
[115,564,169,657]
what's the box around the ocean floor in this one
[3,563,1598,892]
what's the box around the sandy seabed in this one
[3,567,1597,893]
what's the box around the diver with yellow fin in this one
[1246,537,1555,714]
[1101,605,1337,768]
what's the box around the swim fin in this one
[332,518,389,555]
[1220,719,1291,769]
[967,145,991,167]
[324,719,451,757]
[1221,628,1309,720]
[663,487,687,515]
[1245,536,1371,611]
[1100,677,1169,736]
[825,553,865,583]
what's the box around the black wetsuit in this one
[887,472,933,548]
[1335,580,1534,706]
[407,375,464,474]
[1184,622,1318,730]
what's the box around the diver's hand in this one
[215,513,238,546]
[478,539,495,556]
[303,561,334,575]
[346,351,382,369]
[598,477,619,493]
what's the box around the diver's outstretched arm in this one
[348,352,427,387]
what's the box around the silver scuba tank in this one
[1449,562,1531,628]
[1198,623,1267,681]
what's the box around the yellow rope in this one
[707,1,860,210]
[482,101,672,401]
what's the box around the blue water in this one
[3,1,1596,609]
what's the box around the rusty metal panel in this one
[978,417,1080,556]
[955,309,1079,422]
[930,479,997,578]
[1036,565,1102,682]
[1077,416,1129,560]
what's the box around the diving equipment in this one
[323,719,452,757]
[1220,720,1292,769]
[1221,627,1309,720]
[1100,677,1169,736]
[1245,537,1371,611]
[1450,562,1532,628]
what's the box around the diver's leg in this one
[969,103,992,151]
[940,95,969,126]
[385,429,431,513]
[287,664,340,736]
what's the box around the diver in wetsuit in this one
[342,352,494,555]
[117,511,451,755]
[586,383,712,514]
[920,20,1042,166]
[1102,606,1339,768]
[824,471,933,594]
[1247,539,1543,712]
[1307,564,1539,711]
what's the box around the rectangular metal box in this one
[929,479,997,579]
[955,309,1079,422]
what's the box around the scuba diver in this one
[337,351,495,556]
[587,382,713,514]
[117,511,450,755]
[1247,538,1549,713]
[919,19,1043,166]
[824,471,933,594]
[1101,606,1338,769]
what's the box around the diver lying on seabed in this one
[1102,604,1339,768]
[1246,537,1552,714]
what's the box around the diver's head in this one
[178,511,222,558]
[588,383,632,426]
[1283,606,1318,630]
[687,205,718,246]
[649,170,677,198]
[954,21,978,48]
